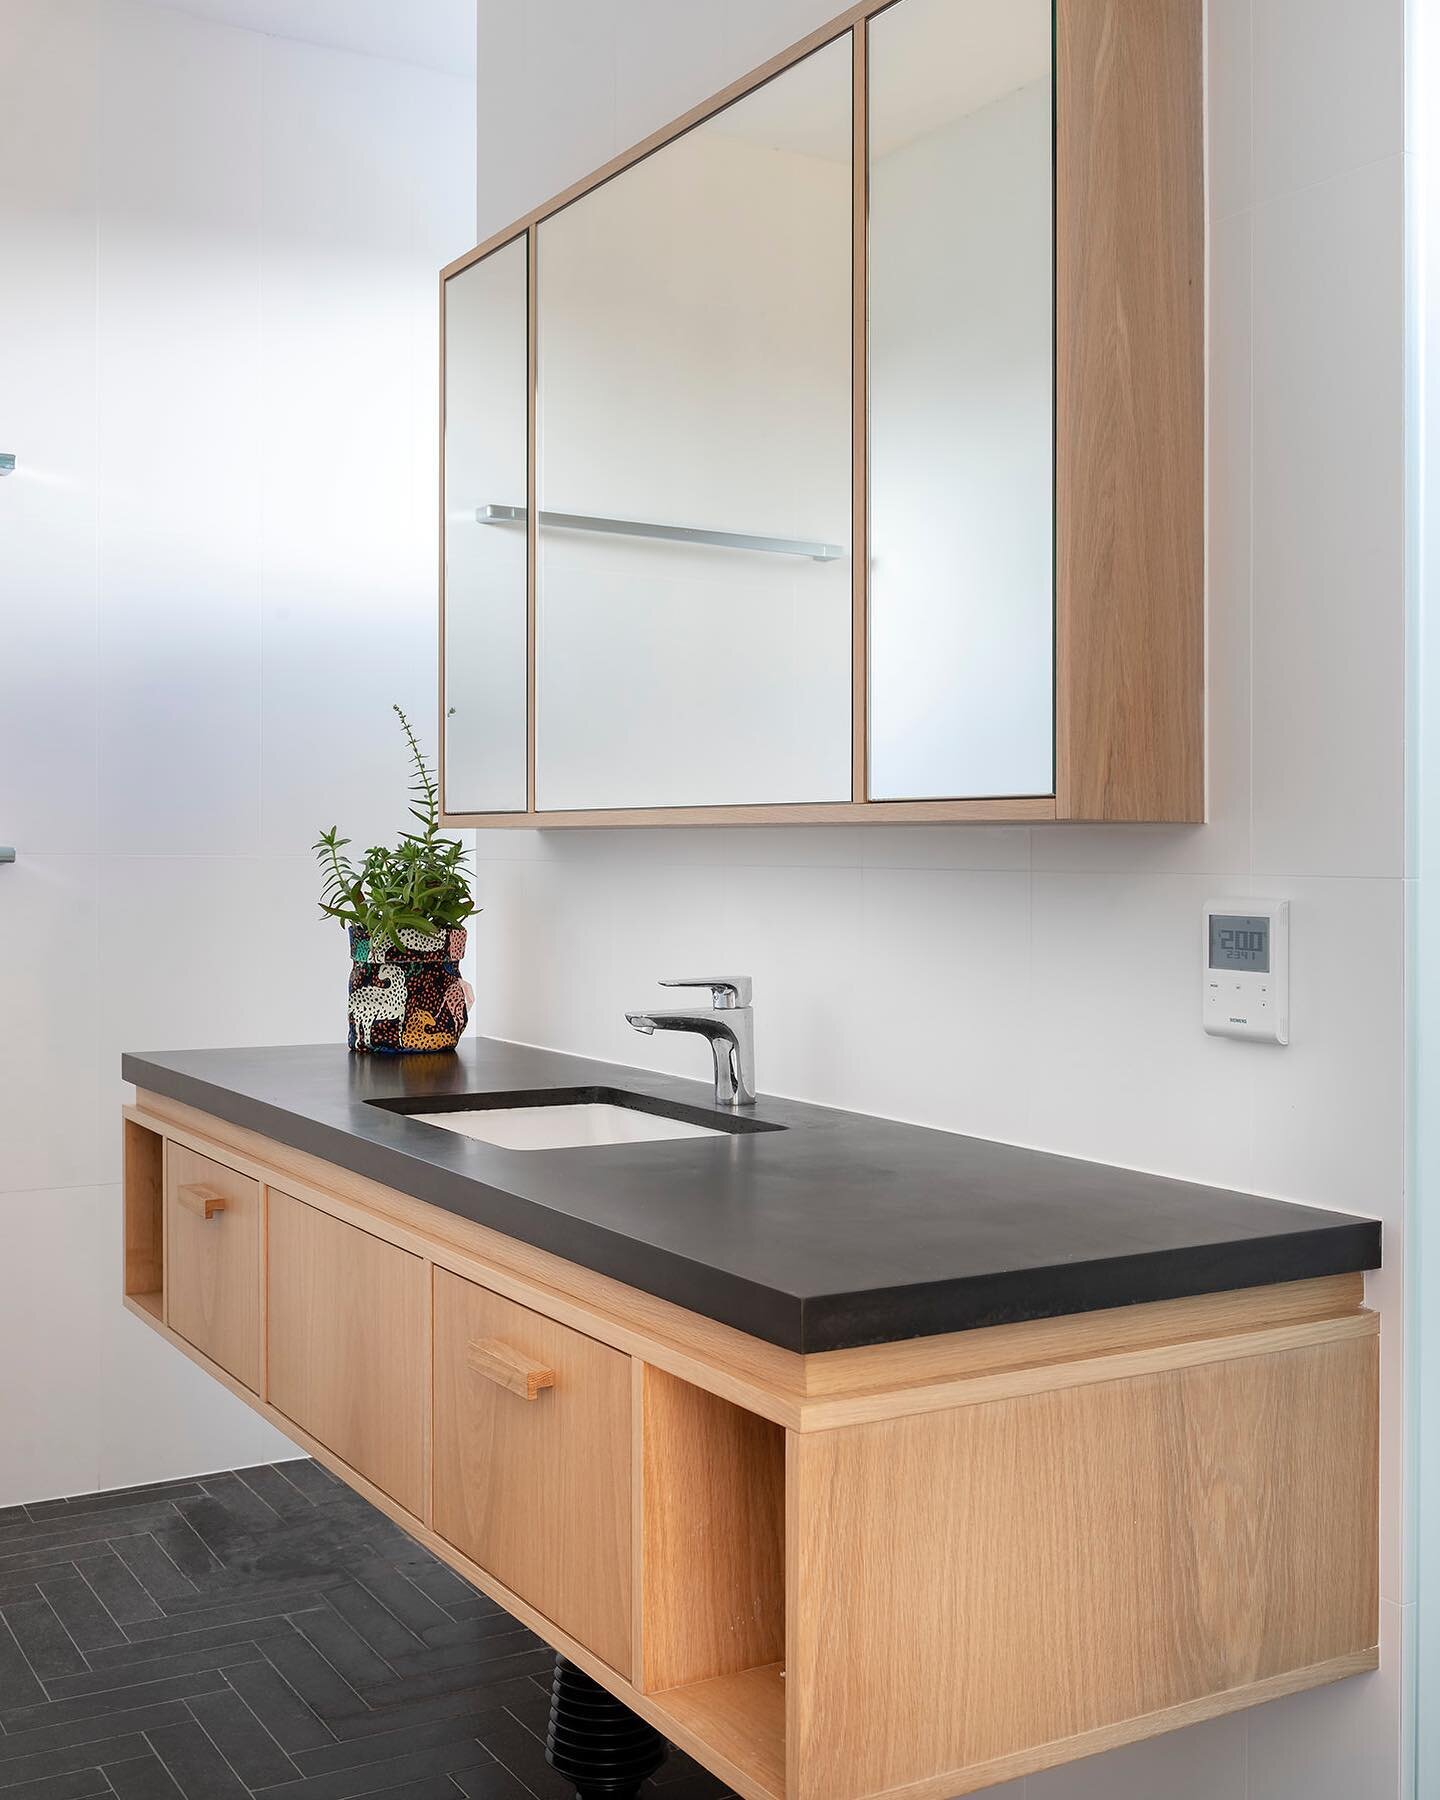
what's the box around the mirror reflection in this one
[868,0,1054,801]
[535,37,854,813]
[443,235,529,815]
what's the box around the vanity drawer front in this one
[267,1190,428,1517]
[433,1270,632,1677]
[165,1144,261,1391]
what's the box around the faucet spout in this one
[623,988,757,1107]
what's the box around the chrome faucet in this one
[625,977,757,1107]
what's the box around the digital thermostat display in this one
[1203,899,1288,1043]
[1208,914,1270,974]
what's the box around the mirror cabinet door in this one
[534,37,854,813]
[443,235,530,815]
[867,0,1054,802]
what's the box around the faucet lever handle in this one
[659,976,753,1010]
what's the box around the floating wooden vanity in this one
[122,1063,1379,1800]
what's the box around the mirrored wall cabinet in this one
[440,0,1203,828]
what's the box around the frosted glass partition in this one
[535,38,853,813]
[443,235,529,814]
[867,0,1054,802]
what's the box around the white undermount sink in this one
[407,1102,725,1151]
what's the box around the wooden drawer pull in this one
[176,1183,228,1220]
[467,1337,555,1400]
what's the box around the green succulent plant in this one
[314,707,476,950]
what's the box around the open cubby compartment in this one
[637,1365,787,1800]
[123,1116,165,1321]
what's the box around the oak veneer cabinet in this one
[122,1094,1379,1800]
[439,0,1205,830]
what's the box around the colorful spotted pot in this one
[347,925,472,1055]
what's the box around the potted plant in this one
[315,707,477,1054]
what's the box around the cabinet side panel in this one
[123,1117,164,1298]
[787,1337,1378,1800]
[639,1365,786,1692]
[1055,0,1204,821]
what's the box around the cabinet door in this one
[534,35,853,812]
[268,1190,428,1517]
[433,1270,632,1676]
[442,233,530,814]
[867,0,1055,800]
[165,1144,261,1391]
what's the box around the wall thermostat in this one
[1202,899,1289,1043]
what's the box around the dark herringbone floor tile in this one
[105,1752,188,1800]
[34,1572,130,1654]
[0,1464,736,1800]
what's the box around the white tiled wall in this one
[0,0,475,1503]
[470,1,1411,1794]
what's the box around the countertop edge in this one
[801,1222,1384,1351]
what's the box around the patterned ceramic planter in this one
[347,925,472,1054]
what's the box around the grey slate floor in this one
[0,1461,734,1800]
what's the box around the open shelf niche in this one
[637,1364,788,1800]
[123,1116,165,1321]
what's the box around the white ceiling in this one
[145,0,476,77]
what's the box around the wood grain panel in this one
[123,1118,164,1299]
[786,1334,1378,1800]
[165,1143,261,1391]
[802,1273,1366,1396]
[443,797,1059,829]
[267,1188,428,1516]
[639,1366,785,1693]
[433,1268,633,1676]
[651,1666,786,1800]
[1054,0,1205,821]
[802,1311,1377,1431]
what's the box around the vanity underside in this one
[123,1091,1379,1800]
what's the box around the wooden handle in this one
[176,1183,228,1220]
[467,1337,555,1401]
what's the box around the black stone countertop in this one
[123,1040,1381,1354]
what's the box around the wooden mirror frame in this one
[439,0,1203,830]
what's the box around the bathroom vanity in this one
[122,1042,1380,1800]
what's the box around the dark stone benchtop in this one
[122,1040,1381,1354]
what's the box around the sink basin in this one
[406,1102,725,1151]
[369,1085,783,1151]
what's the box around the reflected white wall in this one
[444,236,530,814]
[868,72,1053,801]
[0,0,474,1503]
[535,62,853,812]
